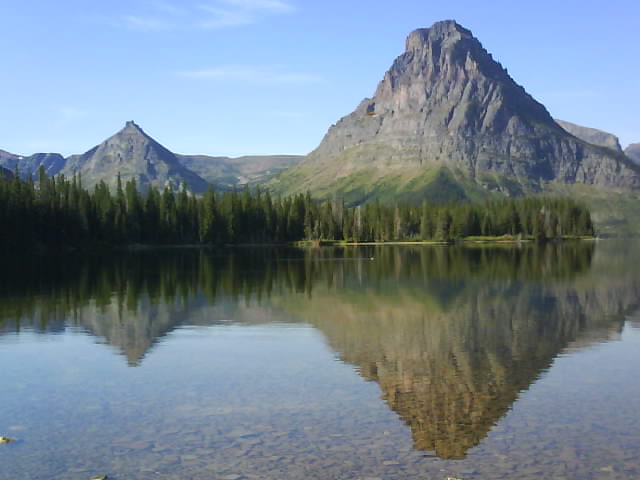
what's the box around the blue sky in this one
[1,0,638,157]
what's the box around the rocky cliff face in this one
[555,119,623,152]
[272,20,640,201]
[62,121,209,193]
[625,143,640,164]
[0,149,65,179]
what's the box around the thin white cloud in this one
[198,0,293,29]
[111,0,294,32]
[121,15,173,31]
[57,106,88,122]
[198,6,253,28]
[179,65,322,84]
[146,0,188,16]
[218,0,294,12]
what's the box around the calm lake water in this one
[1,242,640,480]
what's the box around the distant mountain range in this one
[0,122,302,193]
[1,19,639,232]
[0,149,65,179]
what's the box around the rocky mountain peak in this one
[271,20,640,202]
[367,19,553,131]
[61,122,209,193]
[120,120,146,136]
[404,20,470,52]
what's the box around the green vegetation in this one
[272,159,640,236]
[273,163,496,206]
[0,167,594,251]
[544,183,640,236]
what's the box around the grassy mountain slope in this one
[177,154,302,189]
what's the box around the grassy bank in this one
[294,235,596,247]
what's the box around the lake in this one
[1,242,640,480]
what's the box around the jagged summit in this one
[271,20,640,202]
[370,20,554,136]
[121,120,145,134]
[404,20,471,51]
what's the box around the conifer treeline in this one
[0,168,594,250]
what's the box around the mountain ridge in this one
[555,119,623,152]
[0,149,65,179]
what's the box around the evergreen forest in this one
[0,168,595,251]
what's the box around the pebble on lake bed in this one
[0,436,15,444]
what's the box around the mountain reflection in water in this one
[1,242,639,461]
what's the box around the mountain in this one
[271,20,640,205]
[0,149,17,168]
[176,154,302,189]
[0,165,12,180]
[1,127,300,191]
[0,149,65,179]
[555,119,623,152]
[61,121,209,193]
[625,143,640,164]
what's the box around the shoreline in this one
[293,235,596,247]
[1,235,599,257]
